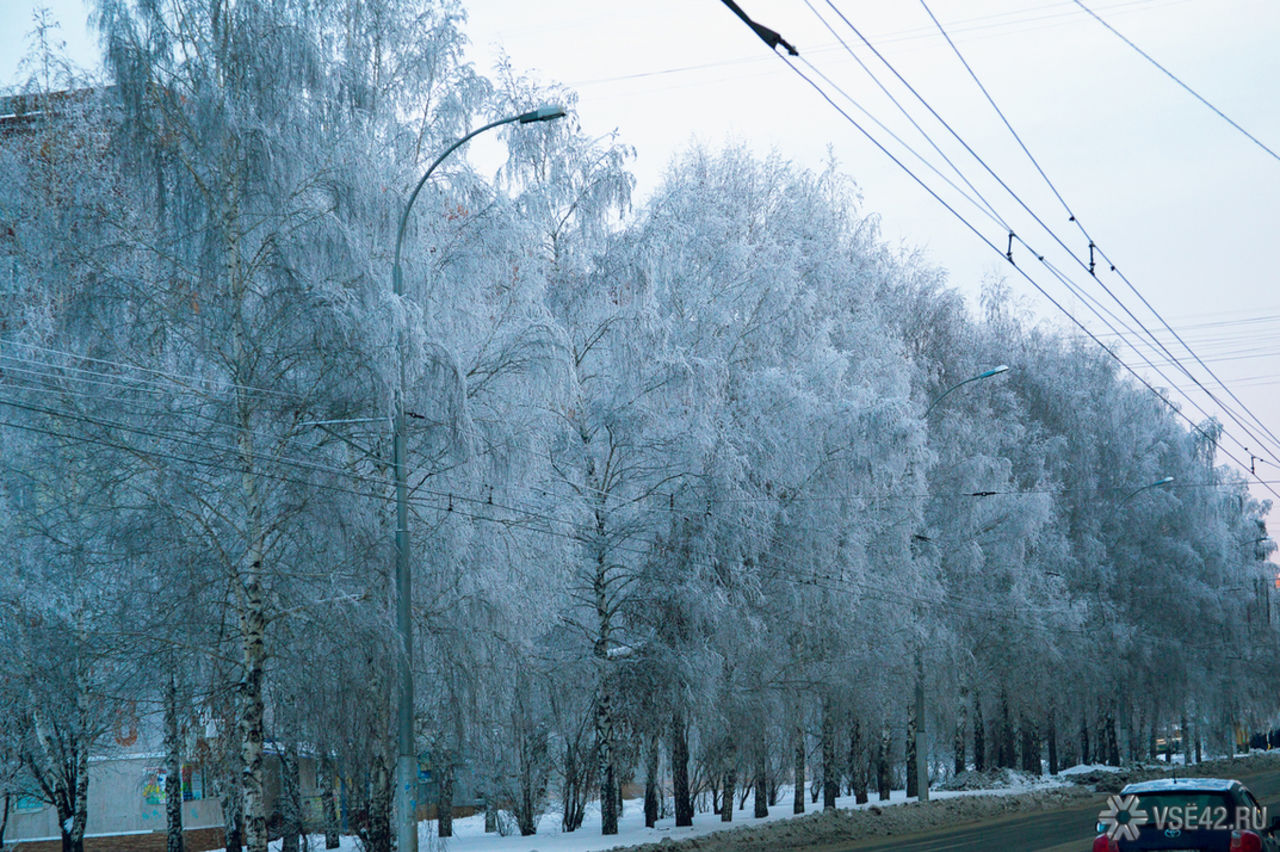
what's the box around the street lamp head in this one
[1155,476,1174,486]
[518,105,568,124]
[979,364,1010,379]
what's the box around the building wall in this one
[7,754,224,844]
[12,827,226,852]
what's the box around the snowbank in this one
[209,752,1280,852]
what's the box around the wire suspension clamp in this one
[719,0,799,55]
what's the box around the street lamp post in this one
[390,105,566,852]
[915,364,1010,802]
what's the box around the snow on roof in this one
[1123,777,1240,794]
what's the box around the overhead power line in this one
[809,1,1280,475]
[570,0,1187,90]
[1072,0,1280,165]
[712,2,1280,505]
[795,3,1280,468]
[0,411,1249,656]
[917,0,1280,461]
[814,0,1280,467]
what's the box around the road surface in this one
[816,767,1280,852]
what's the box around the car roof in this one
[1122,777,1240,794]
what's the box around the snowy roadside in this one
[213,752,1280,852]
[206,783,1080,852]
[418,776,1077,852]
[216,773,1079,852]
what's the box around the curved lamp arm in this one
[923,364,1009,419]
[1120,475,1174,503]
[392,105,566,296]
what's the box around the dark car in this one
[1092,777,1280,852]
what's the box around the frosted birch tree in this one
[83,2,489,848]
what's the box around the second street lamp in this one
[922,364,1008,420]
[914,364,1010,802]
[1120,475,1174,504]
[390,105,566,852]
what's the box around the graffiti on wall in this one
[142,764,202,804]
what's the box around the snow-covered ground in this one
[220,772,1078,852]
[213,755,1280,852]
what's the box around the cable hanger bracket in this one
[719,0,799,56]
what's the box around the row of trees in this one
[0,1,1274,851]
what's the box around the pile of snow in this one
[937,766,1065,792]
[1059,763,1125,776]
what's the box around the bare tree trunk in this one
[319,753,340,849]
[515,727,544,837]
[877,723,892,801]
[1131,700,1144,763]
[997,691,1015,769]
[1177,706,1187,767]
[1020,715,1039,774]
[222,782,244,852]
[592,503,619,837]
[596,687,618,834]
[721,739,736,822]
[55,800,75,852]
[437,759,455,838]
[954,691,968,777]
[63,687,91,852]
[1047,709,1058,775]
[32,680,92,852]
[216,697,244,852]
[1080,712,1090,765]
[672,710,692,827]
[281,743,302,852]
[644,734,660,828]
[849,719,867,805]
[1106,706,1120,766]
[973,695,986,772]
[238,577,268,852]
[366,759,392,852]
[226,170,271,852]
[821,703,837,810]
[560,731,592,832]
[164,671,185,852]
[905,700,918,798]
[753,746,768,818]
[792,724,805,814]
[868,747,879,801]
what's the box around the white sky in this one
[4,0,1280,508]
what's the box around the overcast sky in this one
[4,0,1280,503]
